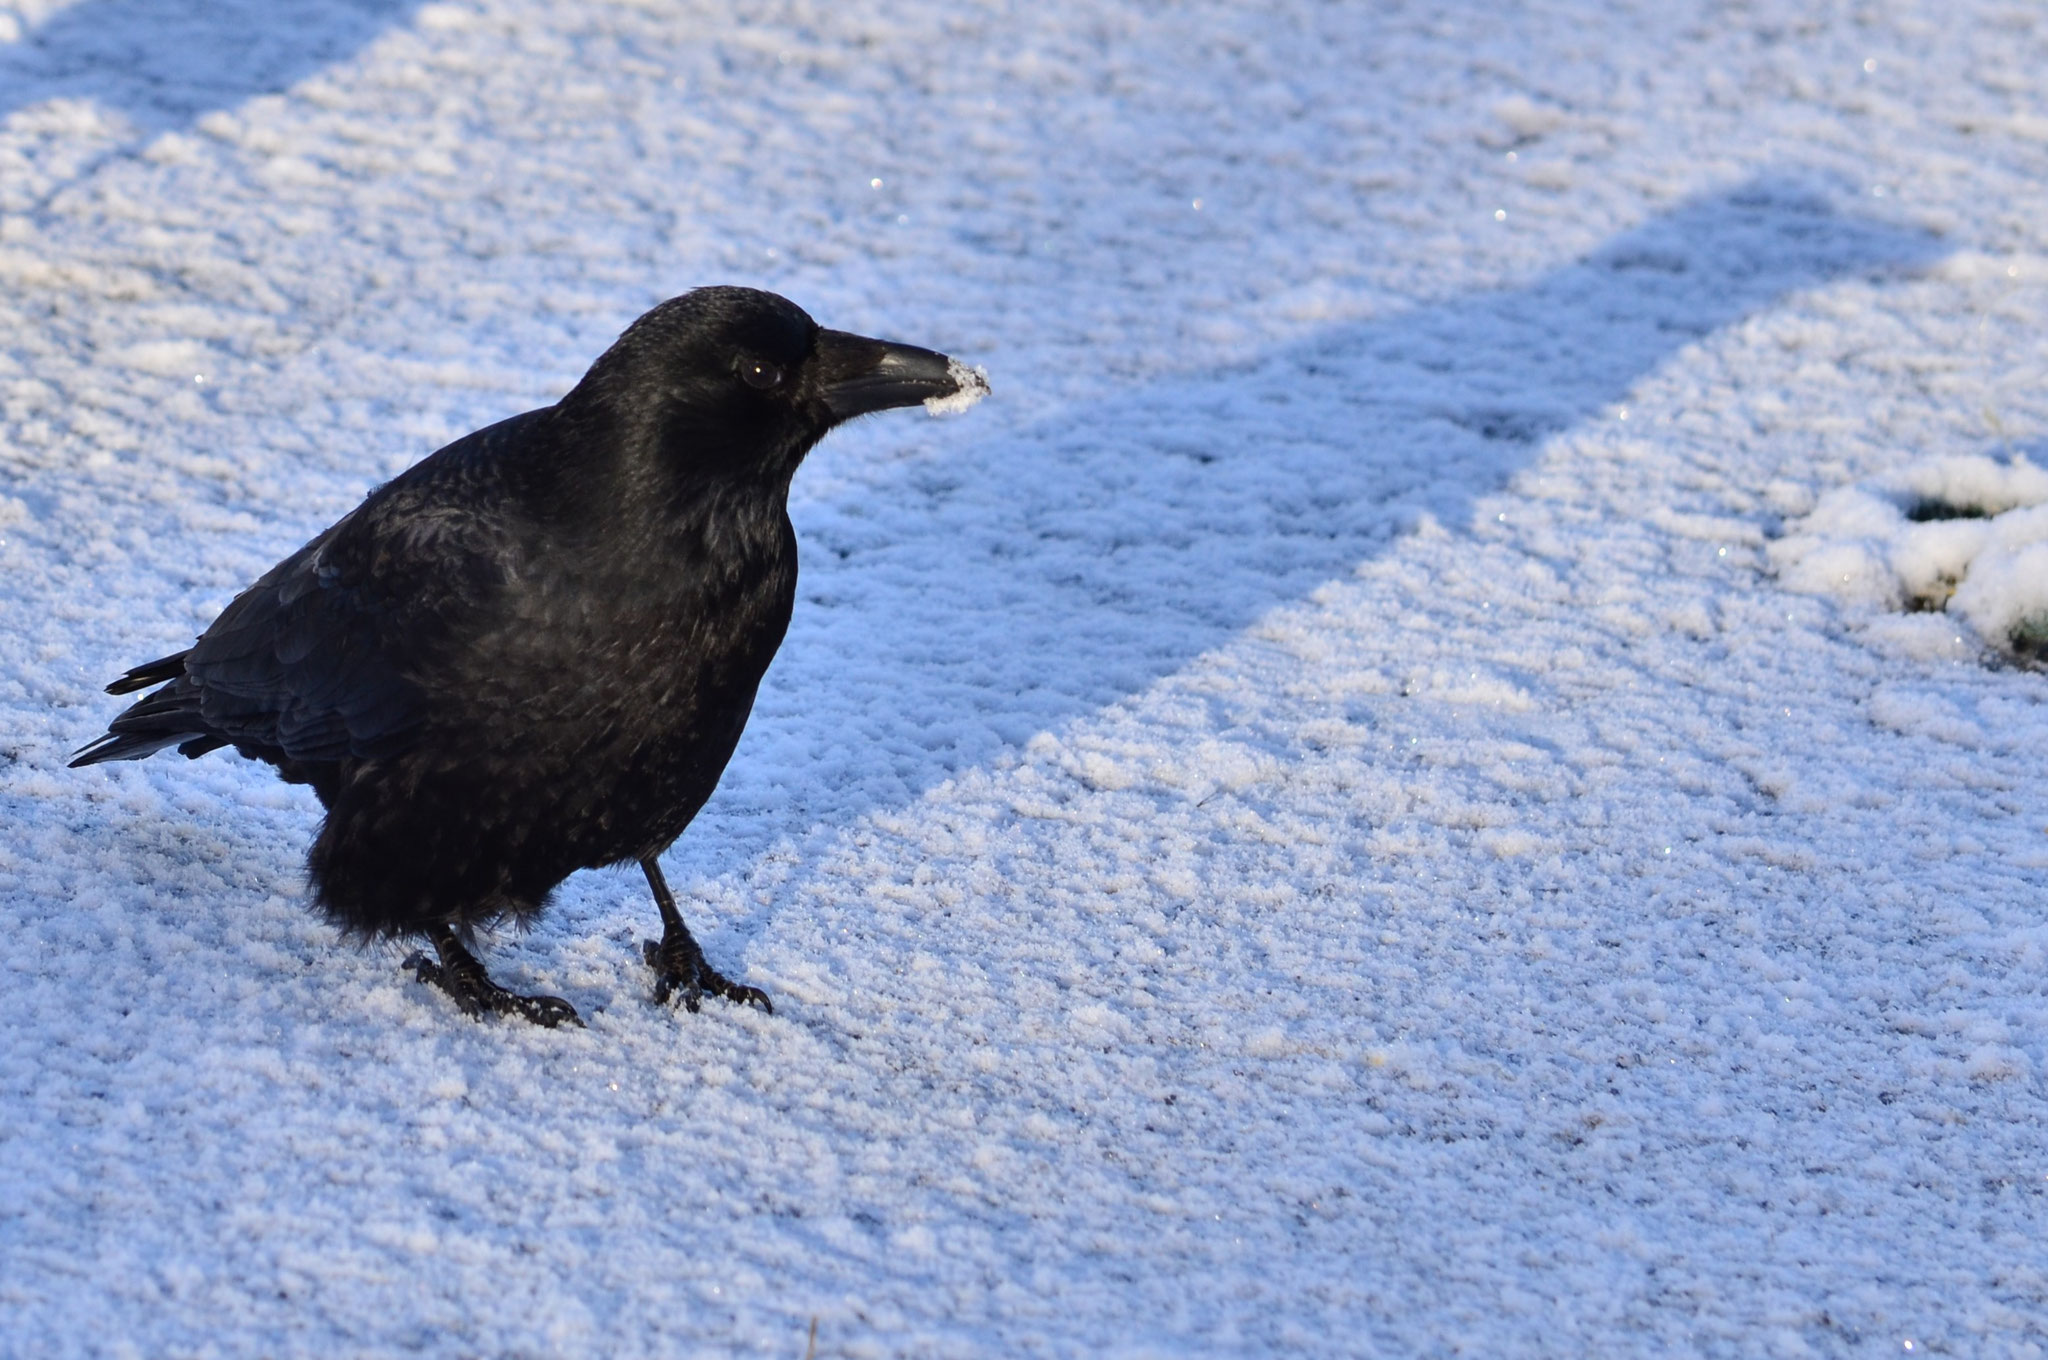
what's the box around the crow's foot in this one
[404,931,581,1028]
[642,930,773,1014]
[638,855,773,1015]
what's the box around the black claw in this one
[511,993,585,1029]
[403,946,583,1028]
[643,935,772,1015]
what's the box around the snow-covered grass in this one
[3,1,2048,1356]
[1775,452,2048,660]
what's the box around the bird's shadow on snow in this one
[0,0,420,132]
[707,176,1948,921]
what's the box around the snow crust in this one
[3,1,2048,1356]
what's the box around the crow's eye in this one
[739,358,784,391]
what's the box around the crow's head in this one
[574,286,986,482]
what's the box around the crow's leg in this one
[639,857,772,1014]
[404,924,582,1028]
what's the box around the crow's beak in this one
[816,329,989,421]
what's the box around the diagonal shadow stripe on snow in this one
[705,176,1948,884]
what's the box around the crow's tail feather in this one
[70,667,211,767]
[105,650,191,695]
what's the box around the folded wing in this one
[71,411,545,774]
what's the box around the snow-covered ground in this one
[4,1,2047,1354]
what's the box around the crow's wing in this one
[75,410,547,768]
[183,521,428,761]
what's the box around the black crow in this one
[72,286,988,1027]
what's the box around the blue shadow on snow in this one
[0,0,420,130]
[735,177,1949,838]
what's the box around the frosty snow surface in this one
[4,1,2048,1356]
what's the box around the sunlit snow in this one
[3,1,2047,1356]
